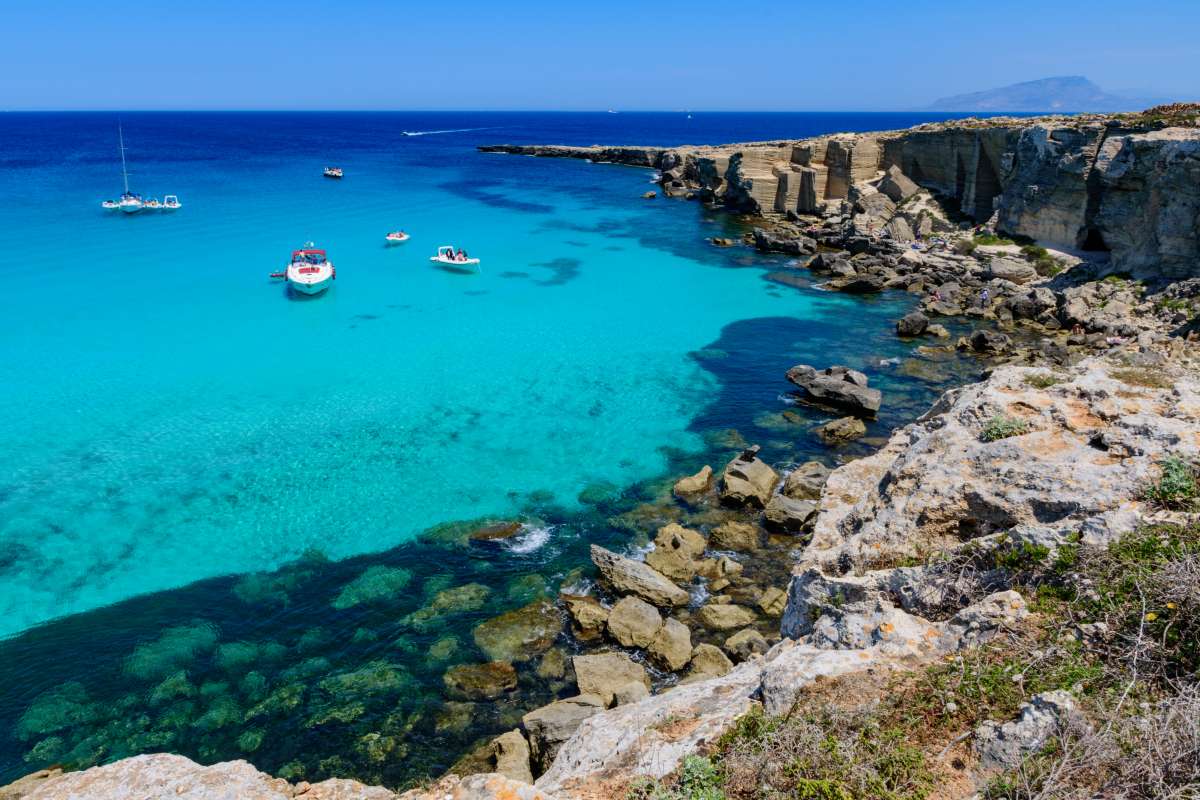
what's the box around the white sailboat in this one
[113,125,143,213]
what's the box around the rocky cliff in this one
[482,107,1200,281]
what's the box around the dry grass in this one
[1110,368,1174,389]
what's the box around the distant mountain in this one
[927,76,1163,113]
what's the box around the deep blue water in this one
[0,111,992,785]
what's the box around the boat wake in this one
[503,523,554,554]
[401,127,497,137]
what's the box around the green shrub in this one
[1023,372,1062,389]
[1142,457,1199,510]
[980,415,1031,442]
[973,233,1015,246]
[952,239,978,256]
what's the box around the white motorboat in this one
[285,244,335,295]
[323,167,344,179]
[430,245,480,271]
[385,231,410,244]
[162,195,182,210]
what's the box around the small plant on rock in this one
[1023,372,1062,389]
[1142,457,1199,510]
[1111,368,1173,389]
[980,415,1031,442]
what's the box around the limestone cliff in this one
[482,108,1200,282]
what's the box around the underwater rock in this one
[405,583,491,628]
[589,546,690,607]
[605,597,663,648]
[124,622,220,681]
[468,521,524,544]
[244,683,305,721]
[214,640,287,672]
[356,731,409,765]
[572,653,649,706]
[536,648,567,680]
[435,701,477,734]
[15,682,99,741]
[148,671,196,707]
[506,574,549,604]
[813,416,867,445]
[443,661,519,700]
[331,566,413,610]
[191,697,242,732]
[473,600,562,662]
[317,661,411,699]
[718,445,780,508]
[429,636,461,661]
[577,481,620,506]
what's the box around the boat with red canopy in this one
[281,243,335,295]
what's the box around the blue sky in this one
[1,0,1194,110]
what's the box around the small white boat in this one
[117,192,144,214]
[385,231,410,244]
[430,245,480,271]
[323,167,343,179]
[162,195,182,211]
[285,244,335,295]
[101,200,119,210]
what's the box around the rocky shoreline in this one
[6,106,1199,799]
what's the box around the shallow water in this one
[1,111,995,784]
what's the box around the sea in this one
[0,111,997,785]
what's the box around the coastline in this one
[5,106,1200,799]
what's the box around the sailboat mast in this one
[118,124,130,193]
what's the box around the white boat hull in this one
[119,202,143,214]
[289,277,332,295]
[287,261,334,295]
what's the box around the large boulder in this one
[896,311,929,337]
[708,521,763,551]
[647,618,693,671]
[644,523,706,582]
[473,600,562,662]
[763,495,817,534]
[672,465,713,497]
[590,546,689,607]
[813,416,867,445]
[443,661,518,700]
[521,694,605,774]
[724,628,770,662]
[786,365,882,417]
[683,643,734,682]
[719,445,780,508]
[572,653,650,706]
[605,597,663,648]
[878,165,920,203]
[781,461,831,500]
[967,329,1012,354]
[696,603,757,631]
[975,691,1079,770]
[490,729,534,784]
[986,256,1038,285]
[561,594,608,641]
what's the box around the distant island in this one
[927,75,1165,112]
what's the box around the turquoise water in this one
[0,112,995,784]
[0,112,917,636]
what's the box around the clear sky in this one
[1,0,1195,110]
